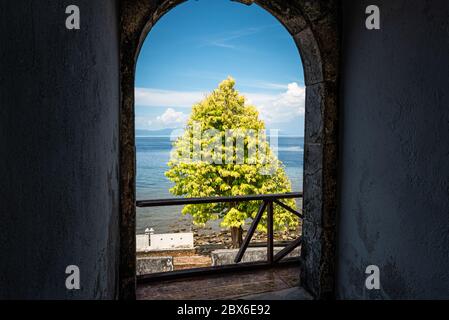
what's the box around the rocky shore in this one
[150,216,302,250]
[193,227,301,249]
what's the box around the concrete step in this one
[173,255,211,270]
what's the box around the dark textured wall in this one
[0,1,120,299]
[338,0,449,299]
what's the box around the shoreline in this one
[138,220,301,249]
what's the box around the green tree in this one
[165,77,299,248]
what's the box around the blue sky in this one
[135,0,305,136]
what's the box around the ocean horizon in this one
[136,135,304,234]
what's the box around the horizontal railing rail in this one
[136,192,303,279]
[136,192,302,207]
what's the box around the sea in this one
[136,136,304,234]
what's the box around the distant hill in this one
[135,128,178,136]
[136,128,303,137]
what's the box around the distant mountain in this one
[136,128,303,137]
[135,128,178,136]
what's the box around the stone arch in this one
[119,0,340,300]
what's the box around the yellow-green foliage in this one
[165,77,299,232]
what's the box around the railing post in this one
[267,200,274,264]
[234,200,267,263]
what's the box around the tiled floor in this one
[137,264,312,300]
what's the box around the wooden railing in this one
[135,192,303,281]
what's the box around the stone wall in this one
[137,257,173,275]
[211,248,301,266]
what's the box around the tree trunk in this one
[231,226,243,249]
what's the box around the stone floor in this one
[137,264,312,300]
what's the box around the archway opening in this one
[134,0,305,299]
[120,0,339,300]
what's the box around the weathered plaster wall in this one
[0,1,120,299]
[338,0,449,299]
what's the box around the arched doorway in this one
[119,0,340,300]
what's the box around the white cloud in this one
[135,108,189,130]
[239,80,291,91]
[245,82,305,124]
[154,108,189,126]
[135,82,305,128]
[198,26,271,50]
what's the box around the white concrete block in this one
[136,234,150,252]
[150,232,194,250]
